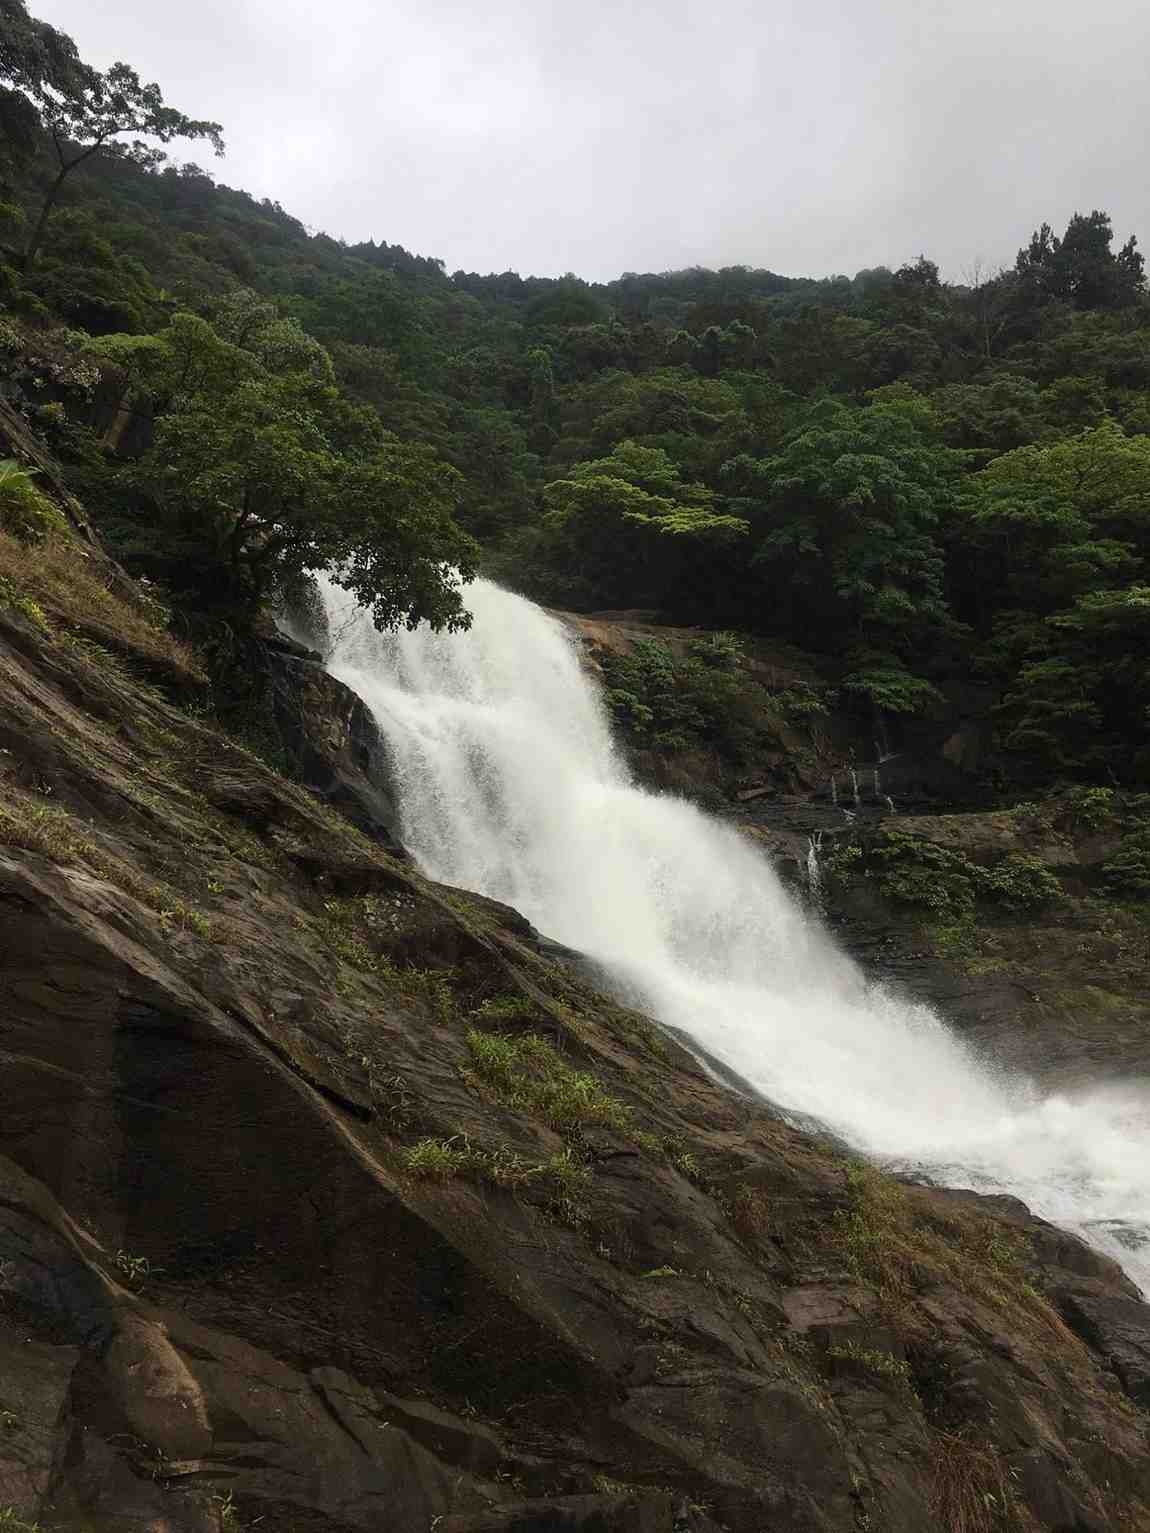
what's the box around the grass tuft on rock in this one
[465,1027,632,1132]
[403,1135,589,1202]
[0,527,203,686]
[828,1165,1054,1324]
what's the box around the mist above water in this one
[318,574,1150,1291]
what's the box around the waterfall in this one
[806,831,824,910]
[318,575,1150,1291]
[849,767,861,807]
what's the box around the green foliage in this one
[722,395,962,705]
[770,683,829,718]
[1064,786,1117,832]
[0,458,64,541]
[840,659,941,715]
[2,9,225,266]
[868,830,983,915]
[601,635,767,763]
[962,424,1150,780]
[465,1028,632,1132]
[1100,828,1150,897]
[92,310,478,635]
[403,1134,588,1196]
[978,853,1064,911]
[853,830,1062,915]
[1014,211,1144,313]
[536,440,746,607]
[473,994,537,1024]
[0,572,46,625]
[0,1509,42,1533]
[829,1163,1043,1316]
[825,1339,913,1386]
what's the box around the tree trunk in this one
[21,166,70,269]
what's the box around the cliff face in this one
[2,547,1150,1533]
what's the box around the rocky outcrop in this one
[263,634,404,851]
[2,568,1150,1532]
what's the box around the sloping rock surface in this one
[2,587,1150,1533]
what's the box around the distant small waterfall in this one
[806,831,824,909]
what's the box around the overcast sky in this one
[38,0,1150,283]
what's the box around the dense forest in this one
[1,0,1149,792]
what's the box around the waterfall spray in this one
[318,575,1150,1290]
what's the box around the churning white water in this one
[317,575,1150,1291]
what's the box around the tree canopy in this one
[1,0,1149,787]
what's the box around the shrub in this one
[868,830,982,916]
[1100,828,1150,897]
[1064,785,1117,832]
[0,460,66,544]
[771,683,829,719]
[858,830,1062,914]
[979,852,1063,910]
[840,661,942,716]
[601,636,768,763]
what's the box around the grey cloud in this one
[40,0,1150,281]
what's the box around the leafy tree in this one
[0,0,89,193]
[121,372,476,628]
[1014,211,1145,312]
[963,420,1150,618]
[1000,588,1150,779]
[538,441,746,607]
[83,306,477,636]
[723,397,960,704]
[931,376,1044,454]
[958,423,1150,776]
[1,3,225,269]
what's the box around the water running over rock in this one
[318,574,1150,1291]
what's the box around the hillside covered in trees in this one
[1,0,1149,794]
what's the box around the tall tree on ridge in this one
[0,0,224,266]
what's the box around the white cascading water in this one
[317,574,1150,1292]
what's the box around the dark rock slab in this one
[1059,1290,1150,1405]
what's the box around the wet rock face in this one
[264,641,405,850]
[2,585,1150,1533]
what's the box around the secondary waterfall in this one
[317,575,1150,1291]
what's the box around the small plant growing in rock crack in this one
[211,1491,244,1531]
[0,1511,42,1532]
[0,1410,18,1430]
[472,994,537,1024]
[641,1266,681,1279]
[465,1028,632,1132]
[115,1249,159,1286]
[403,1136,589,1201]
[373,1071,416,1130]
[155,898,214,939]
[826,1339,913,1386]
